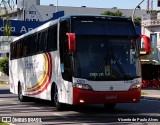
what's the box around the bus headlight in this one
[73,83,92,90]
[129,83,142,90]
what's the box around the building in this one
[141,12,160,64]
[0,0,147,75]
[141,12,160,88]
[8,0,146,21]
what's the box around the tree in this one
[101,10,123,16]
[0,0,14,36]
[101,10,141,26]
[134,17,141,26]
[0,57,9,75]
[0,1,13,76]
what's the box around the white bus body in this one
[10,15,143,110]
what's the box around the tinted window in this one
[47,25,57,51]
[10,43,16,59]
[23,37,30,57]
[39,30,47,52]
[16,41,23,58]
[11,24,58,59]
[59,20,72,81]
[29,34,37,55]
[72,20,135,36]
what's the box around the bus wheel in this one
[104,103,116,110]
[51,84,64,111]
[18,83,26,102]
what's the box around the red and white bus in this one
[10,15,145,110]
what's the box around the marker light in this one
[79,99,85,103]
[66,33,76,53]
[73,83,92,90]
[129,83,142,90]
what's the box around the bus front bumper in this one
[73,88,141,105]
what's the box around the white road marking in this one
[30,107,42,109]
[52,113,69,119]
[10,102,19,104]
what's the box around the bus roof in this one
[62,15,132,21]
[12,15,132,42]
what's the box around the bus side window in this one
[23,37,29,57]
[14,43,17,59]
[19,41,23,58]
[29,34,37,55]
[10,44,12,59]
[17,41,23,58]
[59,20,72,81]
[16,42,19,58]
[10,43,16,59]
[47,25,57,51]
[39,30,47,52]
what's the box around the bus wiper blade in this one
[94,60,106,80]
[111,54,128,80]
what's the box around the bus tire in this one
[51,83,64,111]
[18,83,26,102]
[104,103,116,110]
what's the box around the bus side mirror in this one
[66,33,76,53]
[140,35,151,55]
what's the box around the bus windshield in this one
[71,17,139,80]
[72,19,136,37]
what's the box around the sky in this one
[40,0,160,10]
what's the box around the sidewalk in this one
[0,76,9,83]
[141,89,160,101]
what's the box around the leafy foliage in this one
[101,10,123,16]
[101,10,141,26]
[134,17,141,26]
[0,57,9,75]
[0,0,14,36]
[0,122,9,125]
[147,10,160,14]
[142,80,160,89]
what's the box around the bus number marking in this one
[89,73,104,77]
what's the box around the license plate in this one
[105,95,117,100]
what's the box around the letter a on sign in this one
[158,0,160,7]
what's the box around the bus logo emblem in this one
[110,86,113,90]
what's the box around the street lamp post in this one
[132,0,145,23]
[56,0,58,12]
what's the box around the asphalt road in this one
[0,85,160,125]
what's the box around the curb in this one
[141,96,160,101]
[0,84,9,89]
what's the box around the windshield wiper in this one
[111,54,129,80]
[93,55,122,80]
[94,60,106,80]
[110,45,129,80]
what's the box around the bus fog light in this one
[133,99,136,102]
[79,99,84,103]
